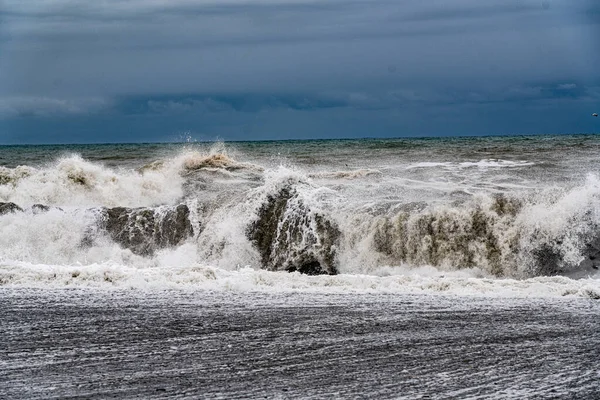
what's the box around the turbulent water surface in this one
[2,135,600,397]
[2,135,600,290]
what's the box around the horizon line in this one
[1,131,599,146]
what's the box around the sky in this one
[0,0,599,144]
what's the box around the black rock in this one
[248,186,339,275]
[0,202,23,215]
[530,243,564,276]
[97,204,194,256]
[31,204,51,214]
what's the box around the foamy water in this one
[2,261,599,300]
[2,136,600,297]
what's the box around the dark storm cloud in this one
[140,94,348,114]
[0,0,598,143]
[120,83,600,116]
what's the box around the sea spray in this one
[1,139,600,293]
[0,154,185,207]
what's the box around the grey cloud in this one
[0,96,110,117]
[557,83,578,90]
[147,98,235,114]
[2,0,595,50]
[2,80,598,119]
[132,94,349,115]
[128,83,600,117]
[323,83,600,109]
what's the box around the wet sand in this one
[1,288,599,399]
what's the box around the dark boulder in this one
[248,186,340,275]
[98,204,194,256]
[530,243,564,276]
[31,204,51,214]
[525,216,600,277]
[0,202,23,215]
[2,201,194,256]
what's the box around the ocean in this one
[1,135,600,398]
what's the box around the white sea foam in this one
[1,261,598,299]
[2,162,600,278]
[0,145,265,208]
[308,169,382,180]
[2,144,600,297]
[406,159,535,170]
[0,154,185,207]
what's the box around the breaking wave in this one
[308,169,382,179]
[405,159,536,170]
[0,154,184,207]
[2,262,599,299]
[1,146,599,296]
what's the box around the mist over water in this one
[1,135,600,298]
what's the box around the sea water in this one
[1,135,599,296]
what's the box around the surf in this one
[1,138,600,294]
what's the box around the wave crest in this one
[309,169,382,179]
[182,153,263,172]
[0,154,184,207]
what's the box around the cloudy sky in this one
[0,0,599,144]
